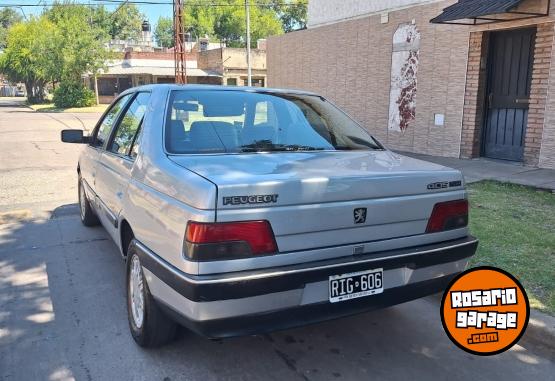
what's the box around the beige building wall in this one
[198,48,267,86]
[268,1,469,158]
[308,0,443,27]
[268,0,555,168]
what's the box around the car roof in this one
[121,84,321,97]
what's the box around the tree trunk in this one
[25,80,46,104]
[25,82,36,103]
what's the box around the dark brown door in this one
[484,28,535,161]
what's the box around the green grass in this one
[29,103,109,113]
[467,181,555,315]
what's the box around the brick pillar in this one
[524,22,555,166]
[460,32,489,159]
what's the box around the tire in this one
[78,176,100,227]
[126,242,177,348]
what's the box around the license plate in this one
[329,268,384,303]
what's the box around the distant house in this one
[198,41,268,87]
[88,50,222,104]
[87,31,268,103]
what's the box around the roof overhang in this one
[430,0,550,25]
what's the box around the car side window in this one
[93,94,132,148]
[109,92,150,156]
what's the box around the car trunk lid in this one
[169,151,466,252]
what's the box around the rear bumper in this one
[164,275,455,338]
[136,236,478,338]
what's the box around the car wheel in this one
[126,243,177,347]
[78,176,100,227]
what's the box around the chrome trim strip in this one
[134,238,478,286]
[95,195,118,228]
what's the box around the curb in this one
[521,309,555,357]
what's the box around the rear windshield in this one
[165,90,383,154]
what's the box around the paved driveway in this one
[1,100,554,380]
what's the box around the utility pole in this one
[174,0,187,84]
[245,0,252,87]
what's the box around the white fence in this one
[0,85,21,97]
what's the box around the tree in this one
[42,3,109,84]
[46,1,144,41]
[0,17,56,102]
[184,0,283,48]
[0,8,23,49]
[0,8,111,105]
[260,0,307,32]
[155,16,174,48]
[277,0,307,32]
[107,3,145,40]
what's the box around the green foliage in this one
[53,81,96,108]
[1,4,111,105]
[0,17,56,103]
[107,3,144,40]
[0,8,23,49]
[45,1,144,41]
[47,7,110,83]
[155,16,174,48]
[274,0,307,32]
[184,0,283,48]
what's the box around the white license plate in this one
[329,268,384,303]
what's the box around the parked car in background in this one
[61,84,478,347]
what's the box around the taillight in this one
[184,220,278,261]
[426,199,468,233]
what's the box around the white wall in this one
[308,0,446,27]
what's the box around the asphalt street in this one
[0,98,554,381]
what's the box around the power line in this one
[110,0,130,18]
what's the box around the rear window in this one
[165,90,383,154]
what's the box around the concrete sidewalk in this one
[402,152,555,191]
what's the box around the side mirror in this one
[61,129,89,144]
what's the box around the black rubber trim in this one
[134,236,478,302]
[158,274,456,338]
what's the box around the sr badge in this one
[427,180,462,190]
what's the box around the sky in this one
[0,1,174,26]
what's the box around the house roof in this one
[99,59,221,77]
[104,65,221,77]
[430,0,526,23]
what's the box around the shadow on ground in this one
[0,205,553,380]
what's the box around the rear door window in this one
[92,94,132,148]
[109,92,150,157]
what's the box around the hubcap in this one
[129,255,145,329]
[79,182,86,220]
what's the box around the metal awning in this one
[430,0,550,25]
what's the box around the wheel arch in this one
[120,219,135,258]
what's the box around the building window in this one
[156,77,175,84]
[98,78,117,96]
[227,78,238,86]
[242,77,265,87]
